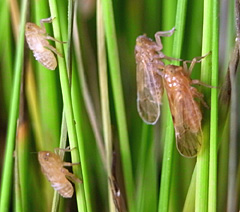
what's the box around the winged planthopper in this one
[135,27,181,124]
[135,29,213,157]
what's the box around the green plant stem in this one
[97,0,115,211]
[16,122,30,212]
[136,124,152,211]
[34,0,60,151]
[158,108,175,212]
[208,0,218,210]
[48,0,88,211]
[158,0,187,211]
[51,1,76,211]
[73,14,106,167]
[0,0,28,211]
[183,168,196,212]
[196,0,213,211]
[0,0,13,113]
[101,0,135,211]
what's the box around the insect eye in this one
[43,153,50,160]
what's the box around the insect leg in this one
[63,169,82,183]
[45,35,67,44]
[54,146,76,154]
[40,17,55,33]
[190,87,209,108]
[183,52,211,75]
[63,162,80,167]
[45,44,63,57]
[155,28,182,61]
[155,65,165,77]
[154,27,175,50]
[191,79,216,88]
[163,55,183,62]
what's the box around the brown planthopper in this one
[25,17,65,70]
[38,147,82,198]
[157,53,212,157]
[135,27,182,124]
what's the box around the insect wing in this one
[136,61,163,124]
[168,95,202,157]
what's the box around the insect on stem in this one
[25,17,65,70]
[135,27,182,124]
[135,29,214,157]
[38,150,82,198]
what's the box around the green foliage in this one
[0,0,236,211]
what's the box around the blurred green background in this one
[0,0,238,211]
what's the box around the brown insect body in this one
[135,35,165,124]
[135,28,182,124]
[135,29,210,157]
[25,18,63,70]
[161,65,204,157]
[38,151,81,198]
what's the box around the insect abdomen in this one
[51,180,74,198]
[33,50,57,70]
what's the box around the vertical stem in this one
[196,0,213,211]
[208,0,219,210]
[101,0,135,211]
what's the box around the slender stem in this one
[158,0,187,210]
[208,0,218,210]
[0,0,28,210]
[196,0,213,211]
[102,0,135,211]
[48,0,88,211]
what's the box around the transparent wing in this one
[168,94,202,157]
[136,61,163,124]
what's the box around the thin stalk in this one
[136,124,152,211]
[196,0,213,211]
[0,0,28,210]
[33,0,61,207]
[73,10,106,167]
[0,0,13,112]
[51,1,76,211]
[48,0,88,211]
[14,134,22,212]
[97,0,115,211]
[227,43,238,212]
[183,169,196,212]
[208,0,219,210]
[101,0,135,211]
[16,122,30,212]
[158,108,175,212]
[34,0,60,151]
[26,62,44,150]
[226,1,240,210]
[158,0,187,210]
